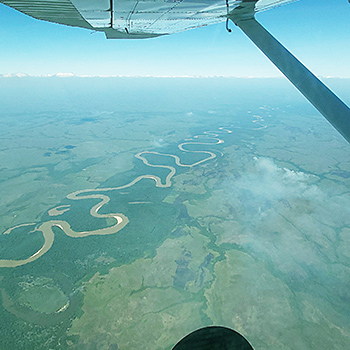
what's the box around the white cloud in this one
[54,72,76,78]
[228,158,322,217]
[0,73,28,78]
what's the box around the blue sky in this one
[0,0,349,77]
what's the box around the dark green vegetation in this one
[1,78,350,350]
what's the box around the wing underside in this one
[1,0,296,38]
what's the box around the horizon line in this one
[1,73,350,79]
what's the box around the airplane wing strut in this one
[230,1,350,144]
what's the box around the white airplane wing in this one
[0,0,296,38]
[2,0,350,143]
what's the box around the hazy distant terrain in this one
[0,77,350,350]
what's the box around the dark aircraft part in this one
[230,2,350,144]
[172,326,254,350]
